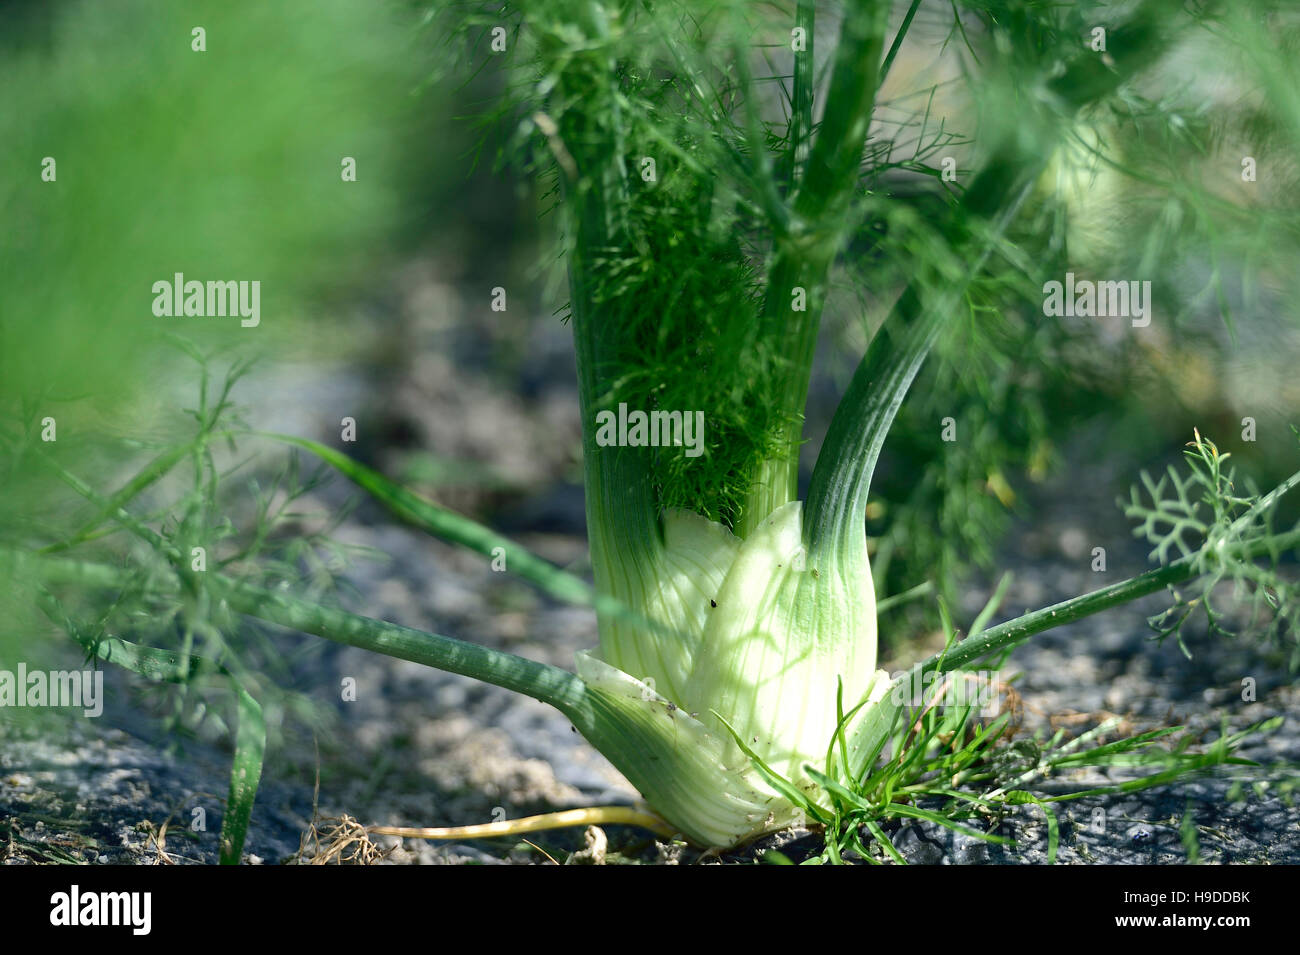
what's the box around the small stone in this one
[893,823,945,864]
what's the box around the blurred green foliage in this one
[0,0,438,670]
[0,0,432,423]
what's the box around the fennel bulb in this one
[581,502,890,846]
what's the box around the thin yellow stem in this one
[366,806,676,841]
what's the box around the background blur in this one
[1,0,1297,863]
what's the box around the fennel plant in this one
[6,0,1300,861]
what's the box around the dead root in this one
[295,814,394,865]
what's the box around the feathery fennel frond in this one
[1125,430,1300,664]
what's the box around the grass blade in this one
[861,818,907,865]
[255,432,684,644]
[219,683,266,865]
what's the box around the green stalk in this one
[567,183,676,692]
[803,179,1036,564]
[12,548,590,712]
[736,0,892,538]
[219,576,592,710]
[805,0,1202,560]
[878,0,923,89]
[790,2,891,226]
[545,7,675,690]
[742,0,1192,540]
[920,524,1300,677]
[781,0,815,192]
